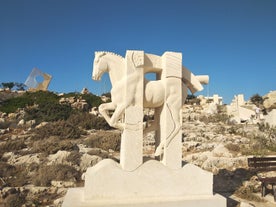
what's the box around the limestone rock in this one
[26,119,36,127]
[80,154,102,172]
[35,121,48,128]
[7,153,40,165]
[239,201,255,207]
[51,180,76,188]
[212,144,232,158]
[263,90,276,110]
[18,119,25,126]
[47,151,71,165]
[264,109,276,127]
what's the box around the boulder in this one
[47,151,71,165]
[18,119,25,126]
[7,153,40,165]
[263,90,276,110]
[212,144,232,158]
[264,109,276,127]
[80,154,102,172]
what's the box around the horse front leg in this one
[109,104,127,130]
[98,102,116,126]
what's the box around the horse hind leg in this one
[154,99,181,156]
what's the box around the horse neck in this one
[105,55,125,86]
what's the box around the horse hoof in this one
[154,147,163,156]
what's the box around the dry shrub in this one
[28,190,61,206]
[0,120,12,129]
[67,112,111,130]
[225,143,240,152]
[4,193,26,207]
[234,185,263,202]
[87,148,109,158]
[66,151,81,166]
[32,164,80,186]
[199,113,229,124]
[31,136,78,155]
[84,131,121,151]
[0,162,16,178]
[214,125,227,134]
[0,139,26,154]
[0,163,29,187]
[32,120,85,140]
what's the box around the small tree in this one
[0,82,26,90]
[14,82,27,91]
[1,82,15,89]
[250,94,263,105]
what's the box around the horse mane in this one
[95,51,124,60]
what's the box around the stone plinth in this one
[62,159,226,207]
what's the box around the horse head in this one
[92,52,108,81]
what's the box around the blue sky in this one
[0,0,275,104]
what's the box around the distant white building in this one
[205,94,223,105]
[230,94,245,107]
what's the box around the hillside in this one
[0,91,276,207]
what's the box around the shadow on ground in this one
[214,168,256,207]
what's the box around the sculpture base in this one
[63,188,226,207]
[62,159,226,207]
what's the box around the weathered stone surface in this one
[80,154,102,172]
[47,151,71,165]
[264,109,276,127]
[263,90,276,110]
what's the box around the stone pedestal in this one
[62,159,226,207]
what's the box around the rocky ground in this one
[1,103,276,207]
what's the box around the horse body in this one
[144,79,165,108]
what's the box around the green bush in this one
[0,91,59,113]
[81,93,103,108]
[32,164,80,186]
[250,94,263,105]
[25,102,72,124]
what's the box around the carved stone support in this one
[160,52,183,169]
[120,50,144,171]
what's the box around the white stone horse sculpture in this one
[92,51,206,156]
